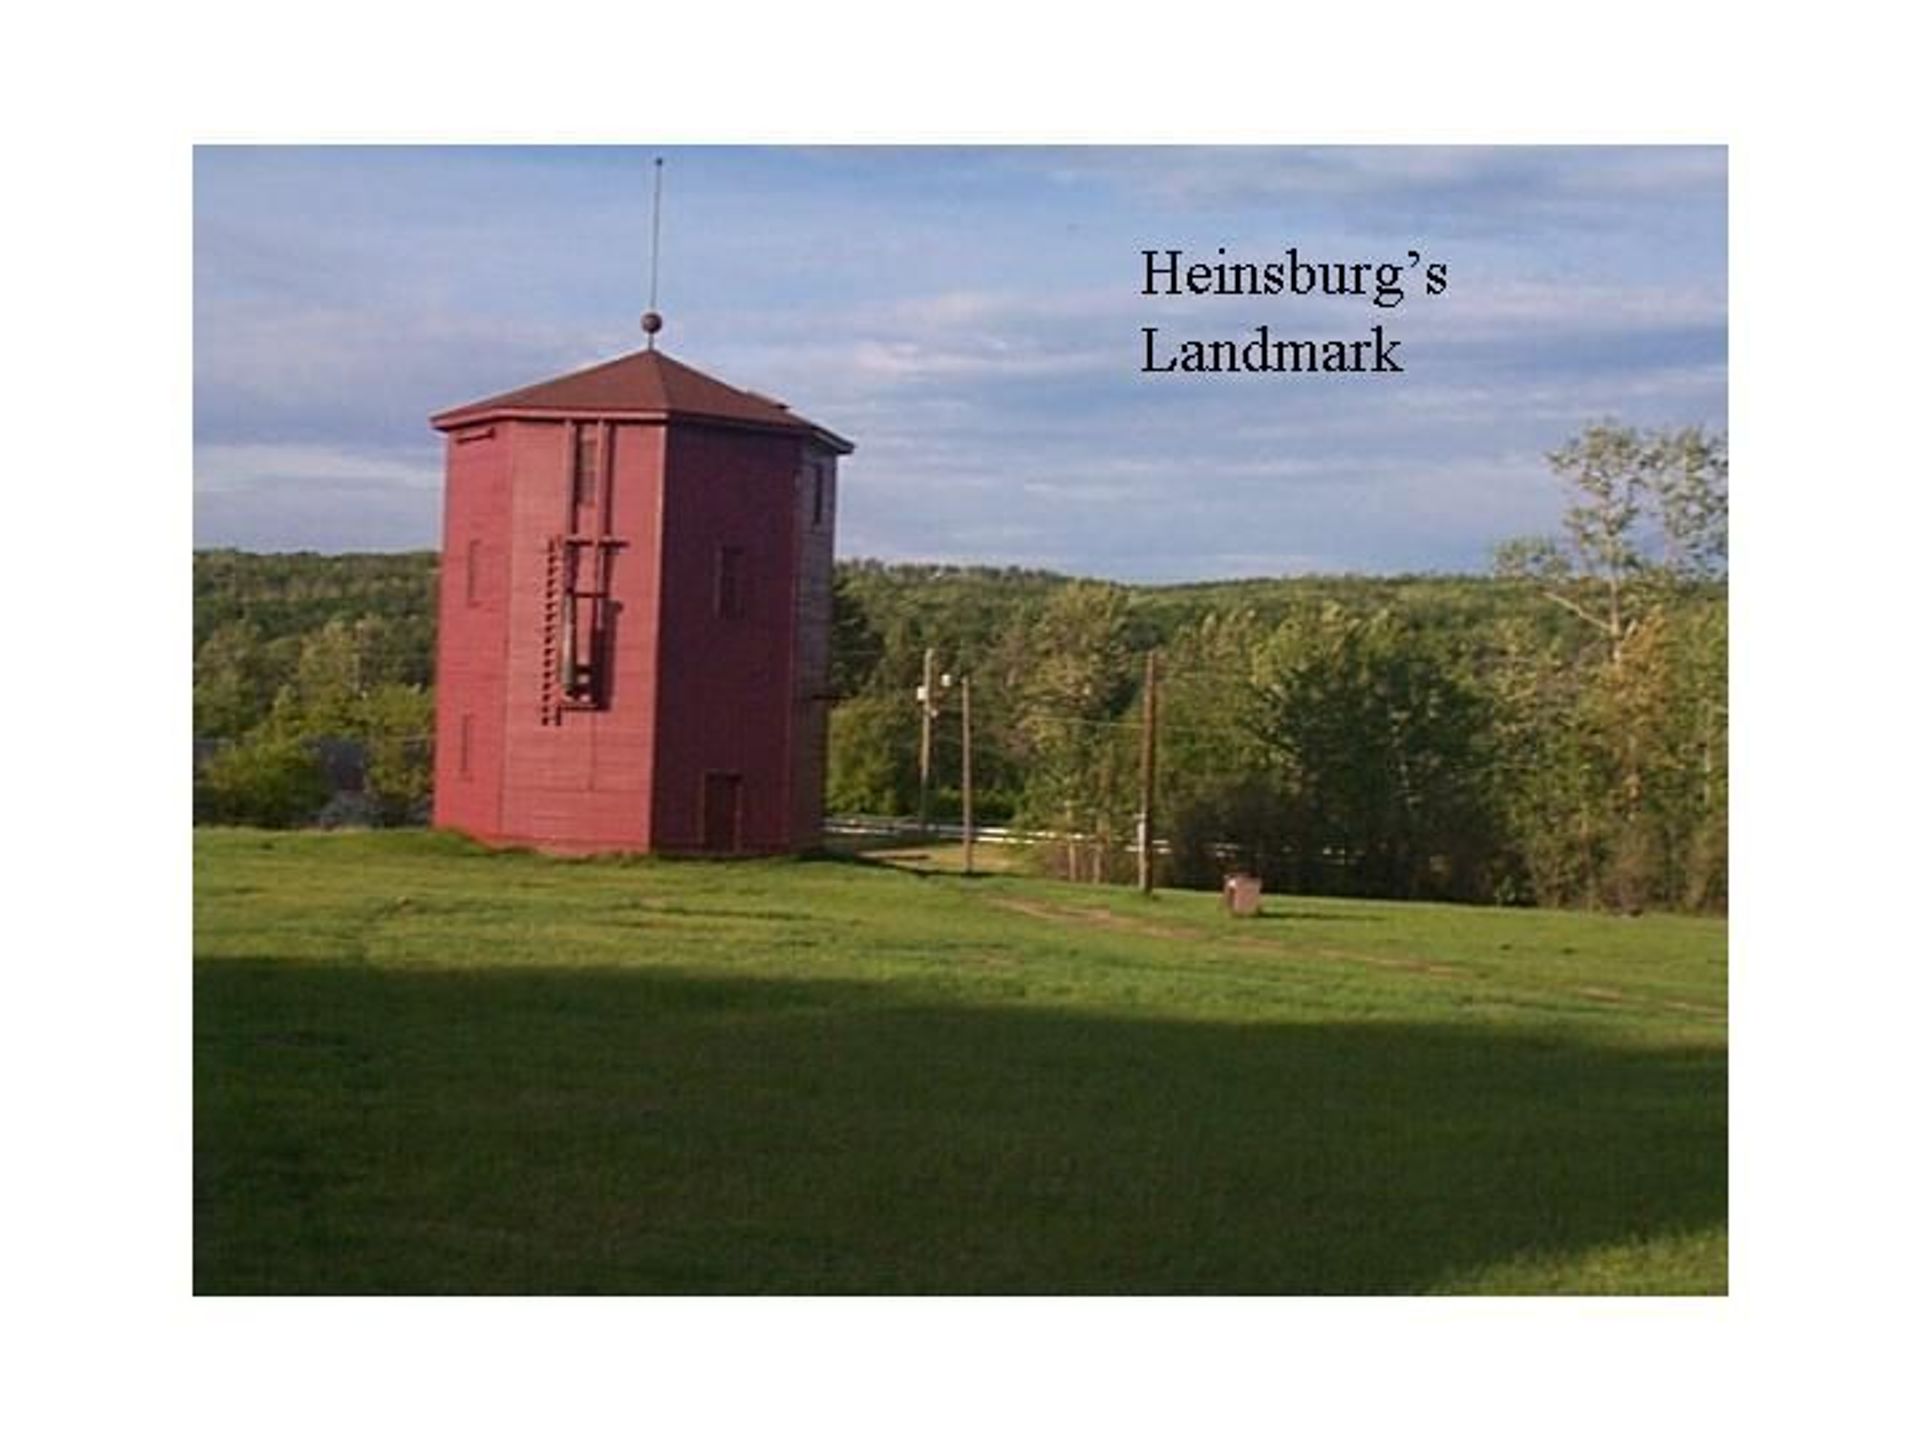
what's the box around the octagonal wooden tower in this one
[430,348,852,854]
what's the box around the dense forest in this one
[194,423,1728,913]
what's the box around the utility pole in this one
[1138,650,1158,896]
[916,648,952,840]
[917,647,935,838]
[960,674,974,877]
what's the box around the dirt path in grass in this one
[989,896,1198,944]
[987,897,1467,977]
[983,896,1725,1022]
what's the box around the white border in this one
[9,3,1911,1436]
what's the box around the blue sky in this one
[193,145,1725,580]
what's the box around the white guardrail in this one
[825,815,1174,854]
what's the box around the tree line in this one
[826,422,1725,911]
[193,422,1727,912]
[193,553,437,827]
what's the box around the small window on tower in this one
[572,425,600,511]
[465,538,482,606]
[811,464,826,528]
[716,546,746,619]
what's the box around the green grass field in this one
[193,828,1727,1294]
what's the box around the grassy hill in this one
[194,828,1727,1294]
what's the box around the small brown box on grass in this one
[1223,872,1263,917]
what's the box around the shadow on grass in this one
[809,846,940,874]
[195,961,1725,1295]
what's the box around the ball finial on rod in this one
[645,157,665,349]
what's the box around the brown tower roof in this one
[431,347,853,453]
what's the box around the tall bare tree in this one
[1496,421,1727,667]
[1494,421,1729,909]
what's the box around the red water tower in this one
[429,345,852,854]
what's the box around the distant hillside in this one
[193,549,439,671]
[194,550,1581,655]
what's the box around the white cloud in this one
[1032,145,1725,217]
[195,442,440,496]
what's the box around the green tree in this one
[827,693,920,815]
[1155,610,1292,888]
[196,733,331,828]
[829,572,884,700]
[997,582,1140,869]
[1153,606,1501,901]
[193,621,274,739]
[1496,421,1727,666]
[359,682,435,824]
[1252,606,1498,899]
[1492,422,1729,910]
[266,618,367,738]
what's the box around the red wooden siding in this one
[648,422,804,853]
[788,450,837,848]
[433,424,511,838]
